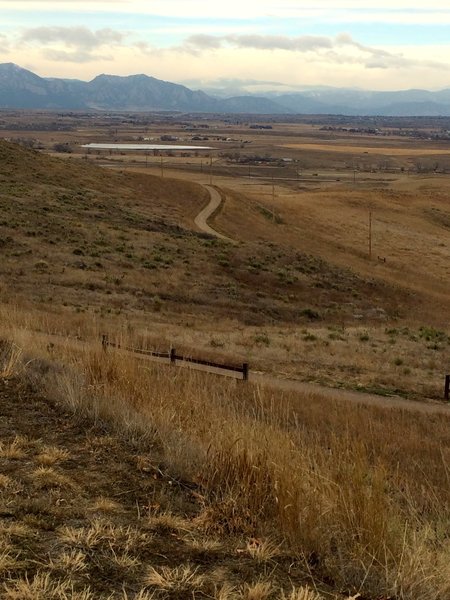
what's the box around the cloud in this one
[16,26,126,63]
[0,32,9,52]
[180,32,450,72]
[22,26,124,49]
[184,35,222,50]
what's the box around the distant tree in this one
[53,143,73,154]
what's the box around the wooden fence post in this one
[242,363,249,381]
[170,348,176,364]
[445,375,450,401]
[102,334,108,352]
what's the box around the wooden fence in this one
[101,335,249,381]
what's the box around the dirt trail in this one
[194,184,234,241]
[249,372,450,415]
[39,332,450,416]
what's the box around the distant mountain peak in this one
[0,63,450,116]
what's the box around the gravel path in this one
[194,184,233,241]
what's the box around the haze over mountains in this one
[1,63,450,117]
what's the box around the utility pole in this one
[272,177,276,222]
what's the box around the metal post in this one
[170,348,176,364]
[445,375,450,401]
[242,363,249,381]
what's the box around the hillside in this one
[1,139,449,399]
[0,376,320,598]
[0,314,449,599]
[0,132,449,599]
[0,140,404,327]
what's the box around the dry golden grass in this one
[144,564,206,591]
[281,589,324,600]
[281,143,449,156]
[36,446,70,466]
[1,118,449,598]
[30,466,76,491]
[2,573,95,600]
[243,581,272,600]
[1,137,449,400]
[0,324,448,599]
[0,436,28,460]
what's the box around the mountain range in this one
[1,63,450,116]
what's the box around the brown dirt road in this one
[193,184,234,242]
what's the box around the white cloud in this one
[180,33,450,72]
[1,2,450,89]
[22,26,124,49]
[16,26,128,63]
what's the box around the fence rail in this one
[101,335,249,380]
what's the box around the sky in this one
[1,1,450,92]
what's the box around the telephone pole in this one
[272,177,276,222]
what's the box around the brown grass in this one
[1,138,449,400]
[1,117,449,598]
[280,143,448,156]
[0,323,448,599]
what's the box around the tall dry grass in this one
[0,317,449,599]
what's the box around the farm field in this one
[280,142,450,156]
[0,111,449,599]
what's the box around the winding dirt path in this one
[194,184,234,242]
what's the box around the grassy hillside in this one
[0,140,449,598]
[0,141,448,399]
[0,140,410,325]
[0,325,448,599]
